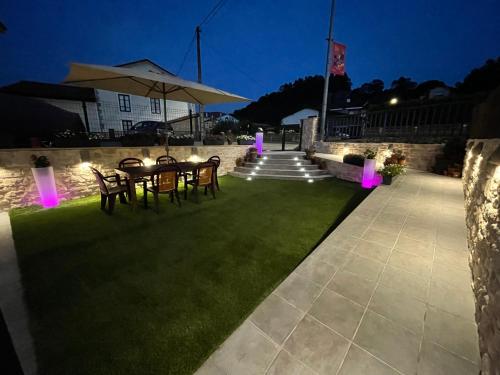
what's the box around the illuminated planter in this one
[31,167,59,208]
[255,132,263,156]
[362,159,376,188]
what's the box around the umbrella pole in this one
[163,85,169,157]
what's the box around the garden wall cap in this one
[487,145,500,166]
[471,142,484,156]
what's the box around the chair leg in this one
[210,182,216,199]
[192,185,199,203]
[215,175,220,191]
[170,191,174,203]
[108,194,117,214]
[184,175,188,200]
[153,192,160,213]
[119,192,127,204]
[204,186,208,195]
[175,190,181,206]
[144,188,148,209]
[100,194,107,210]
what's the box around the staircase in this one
[229,151,333,181]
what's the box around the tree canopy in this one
[233,58,500,125]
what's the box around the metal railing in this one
[327,98,477,141]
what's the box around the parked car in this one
[129,121,173,135]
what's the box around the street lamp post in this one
[319,0,337,141]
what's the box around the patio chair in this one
[143,165,181,213]
[90,167,128,214]
[118,158,148,198]
[156,155,178,165]
[207,155,221,191]
[185,161,216,201]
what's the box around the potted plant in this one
[236,135,255,145]
[168,134,195,146]
[244,147,258,163]
[30,155,59,208]
[203,134,225,145]
[384,149,406,165]
[377,164,406,185]
[304,147,316,160]
[362,149,377,185]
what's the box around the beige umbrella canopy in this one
[64,62,250,154]
[64,63,249,104]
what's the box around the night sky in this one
[1,0,499,112]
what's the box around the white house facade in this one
[281,108,319,126]
[0,59,196,134]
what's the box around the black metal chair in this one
[118,158,148,198]
[156,155,178,165]
[208,155,221,191]
[143,165,182,212]
[90,167,128,214]
[185,161,216,201]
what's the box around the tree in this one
[456,58,500,94]
[391,76,417,91]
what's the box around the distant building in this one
[281,109,319,127]
[429,86,451,99]
[217,114,239,123]
[0,59,196,134]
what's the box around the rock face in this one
[463,138,500,375]
[0,145,246,211]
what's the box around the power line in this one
[199,0,228,27]
[203,37,267,91]
[176,32,196,75]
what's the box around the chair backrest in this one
[152,166,180,192]
[208,155,221,167]
[195,162,214,186]
[156,155,178,165]
[118,158,144,168]
[90,167,109,195]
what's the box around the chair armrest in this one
[103,174,122,185]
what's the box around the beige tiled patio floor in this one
[195,171,479,375]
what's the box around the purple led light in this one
[362,159,376,189]
[255,132,264,156]
[32,167,59,208]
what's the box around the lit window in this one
[118,94,131,112]
[150,98,161,114]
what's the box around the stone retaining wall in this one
[463,138,500,375]
[0,145,247,211]
[314,141,443,172]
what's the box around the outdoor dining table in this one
[115,162,196,210]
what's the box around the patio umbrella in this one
[64,62,250,153]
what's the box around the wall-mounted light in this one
[79,150,91,169]
[389,97,398,105]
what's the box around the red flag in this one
[330,42,346,75]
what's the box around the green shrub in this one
[378,164,406,177]
[363,149,376,159]
[343,154,365,167]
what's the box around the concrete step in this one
[229,171,334,181]
[244,162,319,171]
[234,166,329,177]
[253,159,312,165]
[261,152,306,161]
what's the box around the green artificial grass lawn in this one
[10,176,369,375]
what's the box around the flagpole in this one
[320,0,336,141]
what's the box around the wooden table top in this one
[115,162,196,178]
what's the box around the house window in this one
[118,94,131,112]
[122,120,133,132]
[150,98,161,114]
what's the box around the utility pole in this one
[320,0,336,141]
[196,26,204,141]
